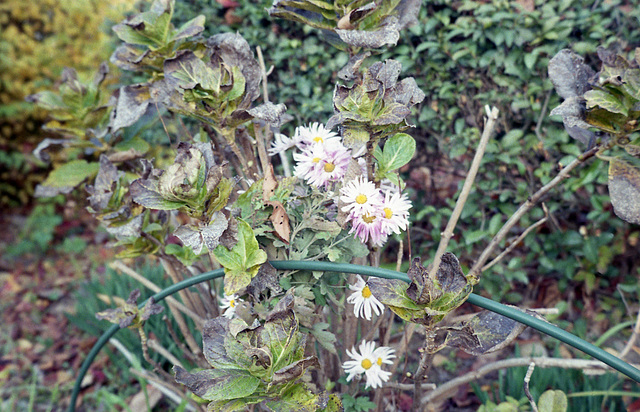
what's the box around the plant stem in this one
[412,329,436,410]
[428,106,499,283]
[524,362,538,412]
[469,142,604,280]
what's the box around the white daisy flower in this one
[342,340,396,389]
[293,143,326,182]
[294,122,339,148]
[340,176,384,216]
[380,190,411,235]
[219,294,242,319]
[268,133,295,156]
[347,275,385,320]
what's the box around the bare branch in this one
[428,106,499,284]
[482,216,548,272]
[469,142,605,280]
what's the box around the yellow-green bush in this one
[0,0,133,204]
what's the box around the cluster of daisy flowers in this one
[270,122,351,188]
[340,176,411,247]
[270,122,411,247]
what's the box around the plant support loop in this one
[68,260,640,411]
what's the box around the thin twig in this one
[524,362,538,412]
[535,90,552,143]
[148,338,184,369]
[620,306,640,359]
[158,261,203,358]
[384,382,436,391]
[428,106,499,283]
[482,216,548,272]
[469,143,604,280]
[160,259,207,320]
[396,239,403,272]
[422,357,617,404]
[390,323,416,378]
[109,261,205,328]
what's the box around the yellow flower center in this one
[362,213,376,224]
[313,136,323,143]
[377,357,383,366]
[384,207,393,219]
[312,157,321,163]
[324,162,335,172]
[361,285,372,298]
[230,300,235,308]
[355,194,367,204]
[361,359,373,370]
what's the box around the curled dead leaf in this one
[266,200,290,244]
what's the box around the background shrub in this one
[170,0,640,331]
[0,0,132,205]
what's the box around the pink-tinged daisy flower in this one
[219,294,242,319]
[349,210,387,247]
[268,133,295,156]
[347,275,385,320]
[294,122,339,148]
[340,176,384,216]
[306,142,351,188]
[380,190,412,235]
[342,340,395,389]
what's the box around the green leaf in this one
[173,366,260,402]
[537,390,568,412]
[171,15,205,42]
[42,160,99,188]
[311,323,337,355]
[584,89,628,116]
[214,219,268,294]
[319,394,344,412]
[227,66,246,101]
[381,133,416,172]
[165,243,200,266]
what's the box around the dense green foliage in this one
[172,0,640,313]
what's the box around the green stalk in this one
[68,261,640,412]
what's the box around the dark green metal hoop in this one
[67,260,640,412]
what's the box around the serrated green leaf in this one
[42,160,99,188]
[214,219,268,294]
[381,133,416,172]
[311,323,337,354]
